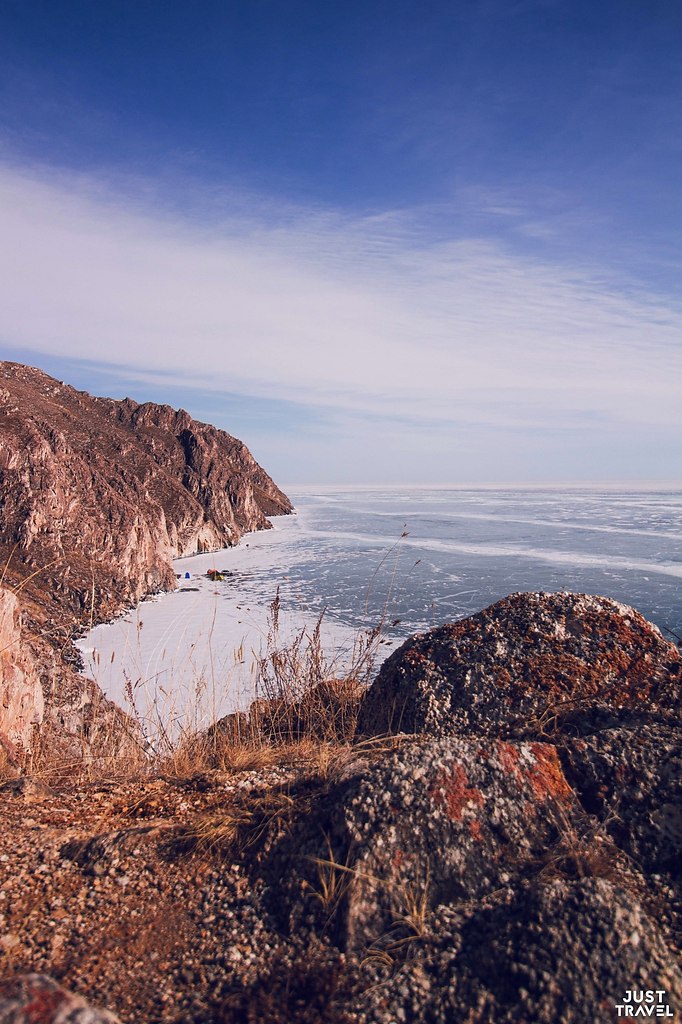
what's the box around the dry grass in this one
[251,590,384,745]
[303,842,435,973]
[160,738,411,862]
[129,590,395,784]
[17,730,147,790]
[13,669,149,789]
[534,800,638,893]
[5,556,404,793]
[305,836,358,918]
[29,584,390,790]
[174,788,298,856]
[393,867,432,941]
[3,520,414,795]
[175,805,256,853]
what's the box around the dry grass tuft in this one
[175,805,255,853]
[251,590,385,745]
[9,561,407,793]
[536,802,638,892]
[305,836,358,919]
[125,590,403,786]
[175,788,298,857]
[304,843,434,965]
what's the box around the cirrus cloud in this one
[0,160,680,482]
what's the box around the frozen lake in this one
[77,486,682,736]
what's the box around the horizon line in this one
[282,481,682,492]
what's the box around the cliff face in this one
[0,362,292,632]
[0,587,44,752]
[0,362,292,753]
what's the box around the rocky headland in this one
[0,362,292,756]
[0,365,680,1022]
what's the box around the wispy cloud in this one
[0,160,680,480]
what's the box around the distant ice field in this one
[289,487,682,628]
[77,487,682,734]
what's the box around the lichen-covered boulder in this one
[0,974,121,1024]
[356,592,680,740]
[560,722,682,880]
[265,735,584,952]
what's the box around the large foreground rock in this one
[418,877,682,1023]
[256,726,681,1021]
[561,721,682,880]
[249,594,682,1021]
[357,592,680,739]
[265,735,584,952]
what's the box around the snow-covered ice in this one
[76,486,682,737]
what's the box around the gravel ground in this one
[0,764,323,1023]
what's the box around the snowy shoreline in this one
[75,514,388,737]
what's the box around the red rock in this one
[264,734,585,952]
[0,974,121,1023]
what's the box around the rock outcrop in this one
[356,592,681,739]
[561,722,682,875]
[251,592,681,1022]
[265,734,585,952]
[0,587,44,753]
[0,594,680,1022]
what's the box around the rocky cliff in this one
[0,362,292,626]
[0,588,44,753]
[0,362,292,752]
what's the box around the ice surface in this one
[76,487,682,736]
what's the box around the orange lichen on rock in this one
[526,744,573,801]
[495,740,524,783]
[357,592,681,742]
[468,819,484,841]
[430,764,484,821]
[492,667,513,689]
[521,652,601,700]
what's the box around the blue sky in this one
[0,0,680,483]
